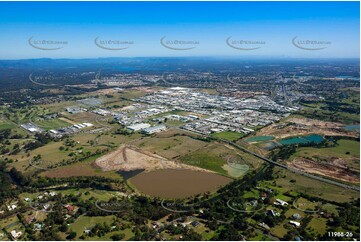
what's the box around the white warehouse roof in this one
[127,123,151,131]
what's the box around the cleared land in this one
[94,144,209,173]
[288,157,359,184]
[130,129,209,160]
[287,139,360,183]
[253,116,357,140]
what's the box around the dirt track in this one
[288,157,359,184]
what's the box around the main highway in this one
[178,127,360,192]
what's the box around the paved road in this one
[178,127,360,191]
[218,138,359,191]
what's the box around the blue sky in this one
[0,1,359,59]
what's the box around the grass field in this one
[293,197,321,212]
[7,127,143,176]
[72,132,142,150]
[11,136,111,174]
[222,164,249,178]
[298,108,360,124]
[68,215,116,239]
[0,117,27,137]
[274,194,293,202]
[291,139,359,159]
[33,118,72,130]
[0,215,24,238]
[180,143,236,175]
[180,141,263,176]
[163,119,184,127]
[131,131,208,160]
[52,188,122,201]
[193,222,216,240]
[242,189,260,199]
[40,155,121,180]
[12,141,71,172]
[0,122,15,130]
[19,188,124,209]
[284,208,305,219]
[96,133,142,147]
[271,167,359,203]
[306,217,328,236]
[119,90,148,99]
[321,203,339,216]
[40,101,77,113]
[0,215,19,230]
[62,112,99,124]
[211,131,244,142]
[271,224,288,238]
[289,139,360,170]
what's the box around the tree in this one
[111,233,125,241]
[59,223,68,232]
[66,231,77,240]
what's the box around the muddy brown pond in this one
[129,169,232,199]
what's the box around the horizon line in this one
[1,56,360,61]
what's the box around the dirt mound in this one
[94,145,210,172]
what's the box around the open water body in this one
[278,134,324,145]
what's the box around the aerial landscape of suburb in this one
[0,1,359,241]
